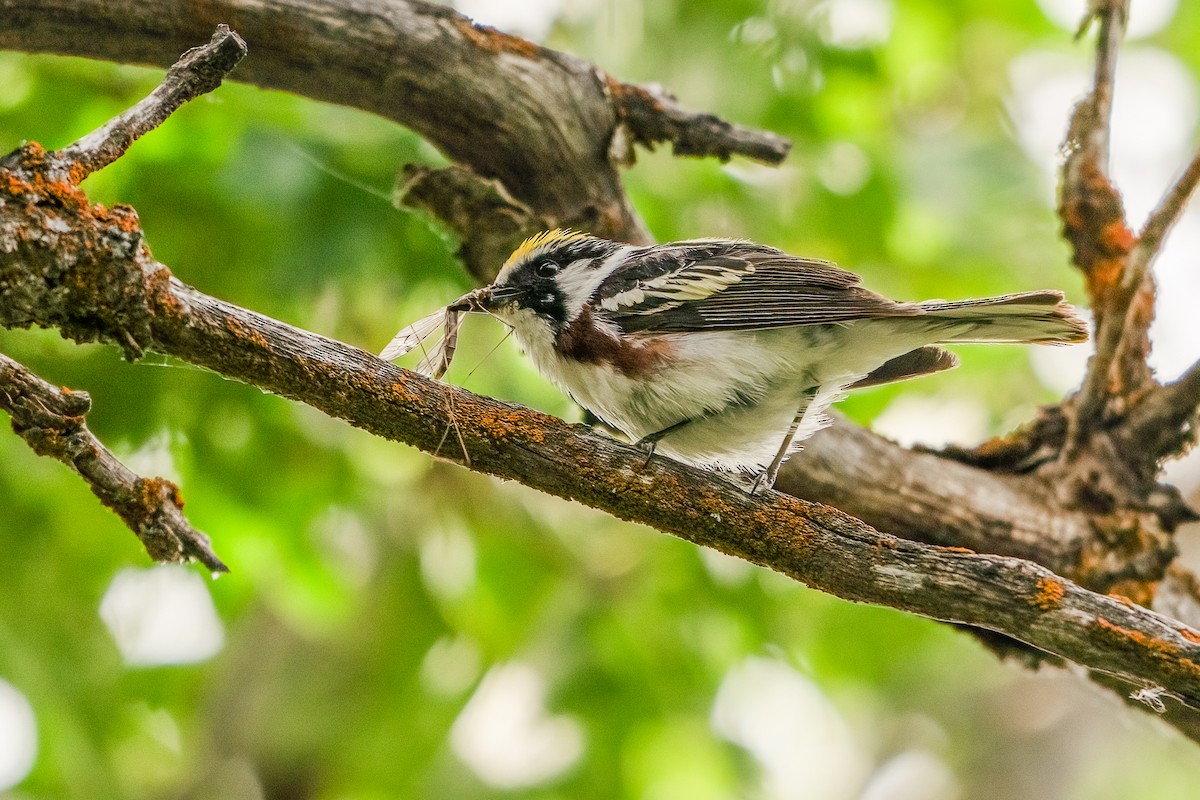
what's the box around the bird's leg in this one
[635,416,699,465]
[750,386,820,494]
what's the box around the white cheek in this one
[555,246,635,320]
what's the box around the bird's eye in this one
[535,260,560,279]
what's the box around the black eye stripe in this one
[535,260,560,278]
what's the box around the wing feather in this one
[596,243,918,332]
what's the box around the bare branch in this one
[1138,146,1200,253]
[7,161,1200,711]
[608,80,792,165]
[1122,358,1200,463]
[1059,0,1141,454]
[0,0,788,251]
[395,164,547,283]
[1077,0,1127,167]
[0,353,226,572]
[54,25,246,179]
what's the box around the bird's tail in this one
[918,290,1088,345]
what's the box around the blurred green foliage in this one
[3,1,1200,798]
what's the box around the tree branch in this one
[0,352,226,572]
[6,139,1200,716]
[1060,0,1171,456]
[49,26,246,179]
[0,0,789,276]
[4,3,1200,743]
[608,80,791,165]
[15,246,1200,708]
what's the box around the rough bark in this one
[3,0,1200,742]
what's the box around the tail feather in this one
[847,346,959,390]
[918,290,1088,345]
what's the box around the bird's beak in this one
[446,288,487,313]
[447,285,519,313]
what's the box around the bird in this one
[383,230,1088,491]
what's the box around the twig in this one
[1138,146,1200,252]
[1059,0,1134,454]
[0,353,227,572]
[1079,0,1127,167]
[54,25,246,179]
[608,79,792,165]
[1123,358,1200,461]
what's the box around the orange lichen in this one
[140,475,185,510]
[473,408,547,443]
[1060,155,1134,300]
[66,162,88,186]
[1099,219,1136,253]
[1093,617,1200,683]
[1,171,34,196]
[1032,576,1066,611]
[110,205,142,233]
[1180,628,1200,645]
[222,316,271,350]
[1084,256,1126,301]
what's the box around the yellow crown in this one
[503,229,590,269]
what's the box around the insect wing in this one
[380,307,451,362]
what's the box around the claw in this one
[633,436,659,467]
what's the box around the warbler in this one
[384,230,1087,490]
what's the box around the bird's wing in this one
[595,241,920,332]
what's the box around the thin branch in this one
[1122,358,1200,461]
[0,353,227,572]
[395,164,547,284]
[1060,0,1136,454]
[1077,0,1127,168]
[54,25,246,179]
[608,80,792,165]
[1138,145,1200,252]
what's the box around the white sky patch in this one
[100,565,225,667]
[1008,47,1198,227]
[816,0,893,49]
[421,635,483,697]
[712,657,867,800]
[454,0,563,41]
[120,430,183,484]
[450,662,584,789]
[1009,46,1200,383]
[1035,0,1178,39]
[419,525,476,599]
[1163,447,1200,496]
[0,679,37,791]
[871,395,989,449]
[818,141,872,196]
[861,750,961,800]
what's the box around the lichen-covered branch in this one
[0,352,226,571]
[5,167,1200,710]
[0,0,788,275]
[46,26,245,179]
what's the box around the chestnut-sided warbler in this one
[383,230,1087,490]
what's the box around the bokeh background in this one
[3,0,1200,797]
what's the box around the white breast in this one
[499,309,956,473]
